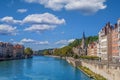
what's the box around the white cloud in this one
[17,9,27,13]
[24,24,56,32]
[0,16,21,24]
[23,13,65,25]
[10,39,14,42]
[13,41,24,45]
[35,41,49,45]
[24,0,107,14]
[55,39,75,45]
[23,13,65,33]
[0,24,17,35]
[20,38,49,45]
[60,45,66,48]
[68,39,75,43]
[0,13,65,25]
[55,40,68,45]
[0,13,65,33]
[21,38,35,43]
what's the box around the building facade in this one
[0,42,25,58]
[0,42,14,58]
[98,22,112,60]
[87,42,98,56]
[112,24,119,61]
[98,19,120,62]
[13,44,24,58]
[111,19,120,62]
[5,43,14,57]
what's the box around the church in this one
[72,32,87,56]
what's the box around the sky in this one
[0,0,120,50]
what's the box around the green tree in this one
[86,36,98,45]
[24,47,33,56]
[43,50,50,55]
[60,46,72,57]
[68,39,82,47]
[53,48,61,56]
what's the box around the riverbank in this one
[78,66,106,80]
[0,56,32,61]
[47,56,107,80]
[65,56,120,80]
[44,55,66,59]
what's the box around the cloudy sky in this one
[0,0,119,50]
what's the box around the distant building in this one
[5,43,14,57]
[0,42,5,57]
[13,44,24,58]
[0,42,13,58]
[87,42,98,56]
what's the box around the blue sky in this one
[0,0,120,50]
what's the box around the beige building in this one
[98,22,112,60]
[87,42,98,56]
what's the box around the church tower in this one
[81,32,87,55]
[81,32,86,49]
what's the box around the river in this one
[0,56,91,80]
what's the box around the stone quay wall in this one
[66,57,120,80]
[66,57,81,67]
[81,60,120,80]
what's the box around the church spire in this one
[83,32,85,40]
[81,32,87,55]
[81,32,86,49]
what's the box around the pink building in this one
[13,44,24,58]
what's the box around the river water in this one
[0,56,91,80]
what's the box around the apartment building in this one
[0,42,13,58]
[13,44,24,58]
[5,43,14,57]
[111,19,120,62]
[87,42,98,56]
[98,22,112,60]
[112,24,119,61]
[0,42,24,58]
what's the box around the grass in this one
[78,66,107,80]
[80,56,99,60]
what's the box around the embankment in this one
[66,57,120,80]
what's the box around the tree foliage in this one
[24,47,33,56]
[53,46,73,57]
[52,36,98,57]
[43,50,51,55]
[68,39,82,47]
[68,36,98,48]
[38,36,98,58]
[86,36,98,45]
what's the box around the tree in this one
[24,47,33,56]
[68,39,82,47]
[60,46,72,57]
[53,48,61,56]
[43,50,50,55]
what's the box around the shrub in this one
[80,56,99,60]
